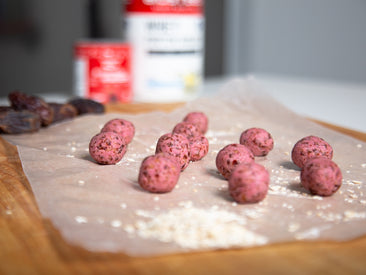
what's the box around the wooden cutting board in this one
[1,103,366,275]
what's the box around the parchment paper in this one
[3,77,366,256]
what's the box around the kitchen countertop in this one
[1,74,365,133]
[202,74,366,133]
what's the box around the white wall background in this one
[225,0,366,83]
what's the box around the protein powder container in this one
[123,0,205,102]
[73,40,132,103]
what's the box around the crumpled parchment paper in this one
[3,77,366,256]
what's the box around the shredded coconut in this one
[294,225,332,240]
[75,216,88,224]
[110,220,122,228]
[343,210,366,221]
[133,207,267,249]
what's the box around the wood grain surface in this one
[1,103,366,275]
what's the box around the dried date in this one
[1,91,106,135]
[68,97,105,115]
[49,103,78,123]
[0,109,41,134]
[8,90,54,126]
[0,106,12,112]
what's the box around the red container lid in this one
[125,0,204,14]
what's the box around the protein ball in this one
[101,118,135,144]
[189,135,209,161]
[183,112,208,134]
[216,143,255,180]
[155,133,190,171]
[291,135,333,168]
[301,157,342,196]
[138,153,180,193]
[89,132,127,165]
[229,162,270,203]
[172,122,200,141]
[239,127,274,156]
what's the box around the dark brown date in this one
[49,103,78,123]
[0,109,41,134]
[0,106,12,112]
[8,90,54,126]
[68,97,105,115]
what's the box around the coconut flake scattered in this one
[343,210,366,221]
[134,207,267,249]
[110,220,122,228]
[75,216,88,224]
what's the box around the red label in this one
[75,43,132,103]
[125,0,203,14]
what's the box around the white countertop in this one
[1,74,365,134]
[203,74,366,134]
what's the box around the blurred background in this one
[0,0,365,97]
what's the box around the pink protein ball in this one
[189,135,209,161]
[239,128,274,156]
[89,132,127,164]
[301,157,342,196]
[183,112,208,134]
[172,122,200,141]
[101,118,135,144]
[229,162,270,203]
[155,133,190,171]
[292,135,333,168]
[216,143,255,180]
[138,153,180,193]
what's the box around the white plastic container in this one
[123,0,205,102]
